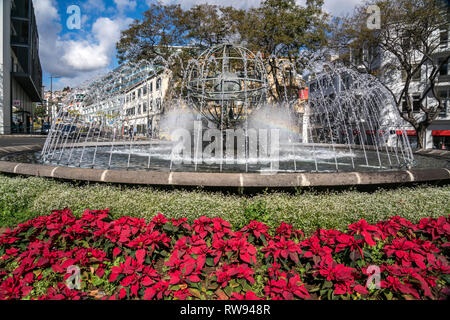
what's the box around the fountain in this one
[1,44,449,188]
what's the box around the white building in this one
[320,19,450,150]
[81,64,170,138]
[122,71,170,137]
[376,23,450,150]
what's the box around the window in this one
[138,104,141,114]
[156,98,161,110]
[440,25,449,48]
[402,95,422,113]
[138,88,141,98]
[127,107,136,116]
[401,31,412,50]
[412,95,421,113]
[143,85,147,96]
[143,102,147,113]
[156,78,161,90]
[149,82,153,93]
[439,58,449,76]
[438,90,448,117]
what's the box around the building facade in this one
[0,0,43,134]
[122,71,170,137]
[378,23,450,150]
[81,64,170,138]
[312,20,450,150]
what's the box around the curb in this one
[0,145,449,189]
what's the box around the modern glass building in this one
[0,0,43,134]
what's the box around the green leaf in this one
[205,257,215,267]
[224,286,233,297]
[229,279,240,288]
[207,282,218,290]
[260,233,268,246]
[323,281,333,289]
[189,288,202,299]
[309,286,320,293]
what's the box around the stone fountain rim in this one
[0,144,449,188]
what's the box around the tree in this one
[116,0,328,102]
[116,2,245,100]
[117,2,186,63]
[34,105,47,119]
[116,2,244,64]
[237,0,328,101]
[331,0,450,149]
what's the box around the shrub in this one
[0,210,449,300]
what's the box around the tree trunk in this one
[416,126,426,150]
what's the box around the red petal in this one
[354,284,369,295]
[119,288,127,299]
[113,247,122,258]
[144,287,156,300]
[135,249,146,265]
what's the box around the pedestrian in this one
[129,127,133,141]
[133,126,137,140]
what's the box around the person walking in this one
[128,127,133,141]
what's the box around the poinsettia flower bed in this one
[0,209,449,300]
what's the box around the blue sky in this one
[34,0,364,91]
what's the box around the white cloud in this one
[61,17,132,71]
[322,0,365,17]
[114,0,137,12]
[34,0,133,89]
[82,0,106,12]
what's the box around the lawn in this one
[0,174,449,234]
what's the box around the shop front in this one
[395,130,418,149]
[12,107,33,134]
[432,130,450,150]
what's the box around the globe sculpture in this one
[186,44,268,129]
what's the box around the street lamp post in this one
[49,75,61,124]
[147,81,151,139]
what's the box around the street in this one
[0,135,47,147]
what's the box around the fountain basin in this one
[1,144,449,189]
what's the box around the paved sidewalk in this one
[0,135,47,147]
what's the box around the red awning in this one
[396,130,417,136]
[432,130,450,137]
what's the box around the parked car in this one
[41,123,51,135]
[61,125,77,139]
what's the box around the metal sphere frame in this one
[186,43,268,129]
